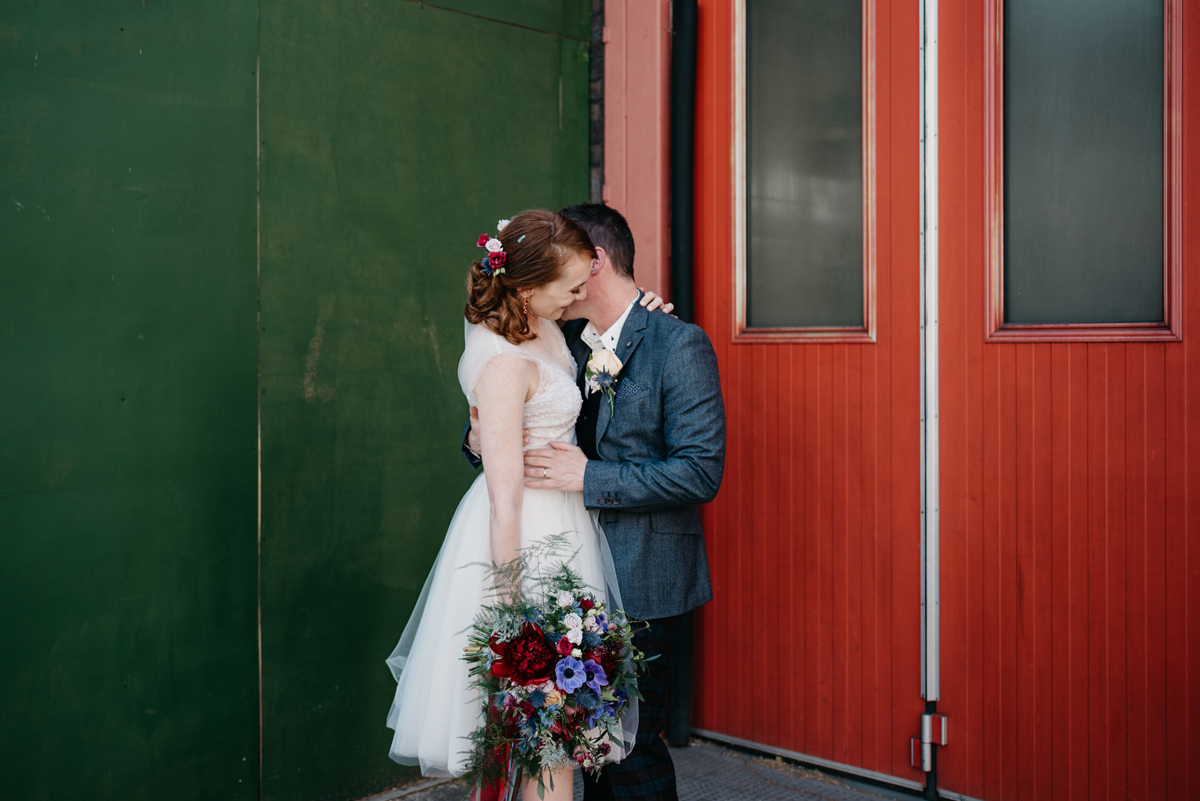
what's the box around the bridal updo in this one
[465,209,596,345]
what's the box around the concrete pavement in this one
[371,738,919,801]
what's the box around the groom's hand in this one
[523,441,587,492]
[466,407,483,456]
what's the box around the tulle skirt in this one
[385,474,631,777]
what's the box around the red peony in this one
[489,622,557,686]
[488,633,513,680]
[477,234,490,247]
[578,598,595,612]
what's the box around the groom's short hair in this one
[560,203,636,280]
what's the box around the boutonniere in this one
[585,348,623,415]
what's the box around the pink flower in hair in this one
[489,251,507,269]
[476,234,490,248]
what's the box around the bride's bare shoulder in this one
[478,353,539,400]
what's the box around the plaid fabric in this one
[583,614,683,801]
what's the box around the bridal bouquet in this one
[461,535,647,798]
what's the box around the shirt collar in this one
[581,295,638,352]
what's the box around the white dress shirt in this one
[581,295,638,353]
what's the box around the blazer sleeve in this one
[461,421,483,470]
[582,325,726,512]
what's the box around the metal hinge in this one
[910,714,948,772]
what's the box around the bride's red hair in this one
[465,210,596,345]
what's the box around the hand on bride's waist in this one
[521,441,587,493]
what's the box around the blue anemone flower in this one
[555,656,586,692]
[581,659,609,693]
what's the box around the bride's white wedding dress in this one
[385,315,629,777]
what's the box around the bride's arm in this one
[473,355,539,571]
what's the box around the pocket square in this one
[616,378,640,400]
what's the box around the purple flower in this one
[555,656,586,693]
[585,702,615,729]
[581,659,608,693]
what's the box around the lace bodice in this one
[458,318,583,449]
[523,359,582,448]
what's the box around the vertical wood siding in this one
[938,2,1200,798]
[691,0,925,784]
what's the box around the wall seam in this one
[255,9,264,797]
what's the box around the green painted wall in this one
[257,2,590,798]
[2,1,589,798]
[0,3,259,801]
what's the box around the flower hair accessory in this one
[475,219,512,277]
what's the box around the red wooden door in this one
[937,2,1200,799]
[691,0,927,788]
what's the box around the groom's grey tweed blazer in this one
[563,298,725,620]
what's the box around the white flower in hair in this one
[485,237,503,253]
[497,219,511,232]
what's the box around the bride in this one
[386,209,660,800]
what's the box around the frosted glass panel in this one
[746,0,863,329]
[1004,0,1163,324]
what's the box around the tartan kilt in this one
[582,614,683,801]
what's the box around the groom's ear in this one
[591,247,607,275]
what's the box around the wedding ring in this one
[543,467,548,478]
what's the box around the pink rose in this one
[489,251,507,269]
[476,234,490,248]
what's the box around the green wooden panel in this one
[412,0,591,40]
[258,1,590,799]
[0,3,259,800]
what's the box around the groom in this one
[467,203,726,800]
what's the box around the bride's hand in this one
[639,289,674,315]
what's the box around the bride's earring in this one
[523,293,530,315]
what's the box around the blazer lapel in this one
[564,320,591,390]
[594,297,649,446]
